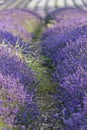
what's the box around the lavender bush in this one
[46,7,87,23]
[0,72,38,129]
[44,8,87,40]
[41,25,87,66]
[41,20,87,128]
[55,25,87,115]
[0,9,42,42]
[0,44,34,88]
[0,44,38,129]
[0,73,27,126]
[46,7,87,31]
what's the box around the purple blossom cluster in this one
[0,44,38,128]
[58,28,87,107]
[0,72,38,129]
[0,30,24,46]
[0,45,34,88]
[41,15,87,129]
[61,98,87,130]
[0,30,31,54]
[0,72,26,125]
[61,112,87,130]
[41,25,87,66]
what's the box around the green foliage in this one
[25,54,55,94]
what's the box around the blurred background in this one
[0,0,87,17]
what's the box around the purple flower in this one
[20,126,26,130]
[0,30,32,54]
[0,44,34,88]
[0,72,26,125]
[62,110,87,130]
[1,128,7,130]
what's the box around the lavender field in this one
[0,5,87,130]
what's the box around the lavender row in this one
[0,8,42,130]
[0,42,38,129]
[41,9,87,129]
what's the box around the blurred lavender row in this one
[0,0,87,17]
